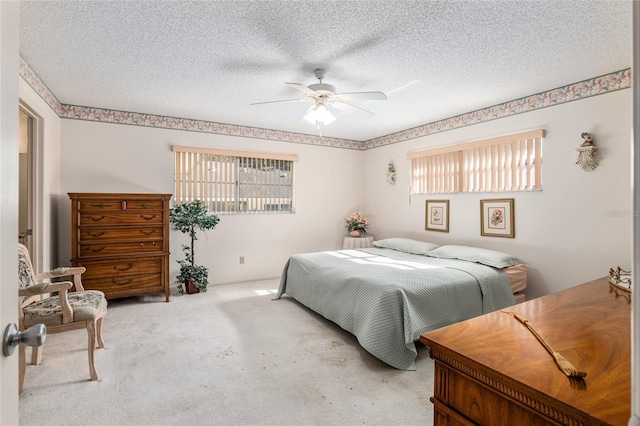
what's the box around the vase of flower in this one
[345,210,369,237]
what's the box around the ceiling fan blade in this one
[249,98,307,106]
[285,82,319,96]
[334,91,387,101]
[331,101,375,118]
[324,103,344,117]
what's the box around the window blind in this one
[173,146,298,214]
[407,129,544,194]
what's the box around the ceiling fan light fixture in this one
[253,69,385,128]
[304,103,335,125]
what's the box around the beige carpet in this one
[19,279,434,425]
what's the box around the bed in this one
[275,238,526,370]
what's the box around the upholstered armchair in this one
[18,243,108,393]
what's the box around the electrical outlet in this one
[239,256,245,265]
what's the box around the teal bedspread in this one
[275,247,515,370]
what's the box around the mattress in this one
[505,263,527,293]
[275,247,517,370]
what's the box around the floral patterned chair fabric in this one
[17,243,108,393]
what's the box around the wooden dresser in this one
[420,277,630,426]
[69,193,172,301]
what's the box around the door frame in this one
[18,102,43,272]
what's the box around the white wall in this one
[57,89,631,298]
[364,89,632,299]
[59,120,366,285]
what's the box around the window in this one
[173,146,298,214]
[407,129,544,194]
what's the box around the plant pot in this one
[349,230,362,237]
[185,280,200,294]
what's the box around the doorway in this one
[18,105,42,272]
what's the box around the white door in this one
[0,1,21,425]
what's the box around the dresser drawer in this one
[83,272,163,294]
[79,240,163,256]
[78,199,124,210]
[80,258,163,280]
[125,200,165,210]
[78,199,165,211]
[79,211,164,226]
[78,226,164,241]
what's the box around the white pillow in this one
[373,238,439,255]
[426,245,525,268]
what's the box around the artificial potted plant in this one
[169,200,220,294]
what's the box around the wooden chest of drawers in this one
[420,277,630,425]
[69,193,172,301]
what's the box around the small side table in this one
[343,235,374,249]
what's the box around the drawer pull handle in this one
[140,243,144,247]
[114,263,134,272]
[141,203,150,208]
[86,246,106,253]
[88,231,106,238]
[90,203,109,208]
[140,229,156,235]
[113,279,133,285]
[140,214,156,221]
[87,215,106,222]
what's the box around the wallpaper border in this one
[363,69,631,150]
[19,57,630,151]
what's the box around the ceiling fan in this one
[250,68,387,126]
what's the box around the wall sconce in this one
[386,162,396,185]
[575,132,598,171]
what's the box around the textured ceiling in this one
[19,1,632,142]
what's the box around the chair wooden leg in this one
[30,345,42,366]
[86,320,98,381]
[19,344,26,394]
[96,316,106,349]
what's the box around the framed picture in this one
[425,200,449,232]
[480,198,515,238]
